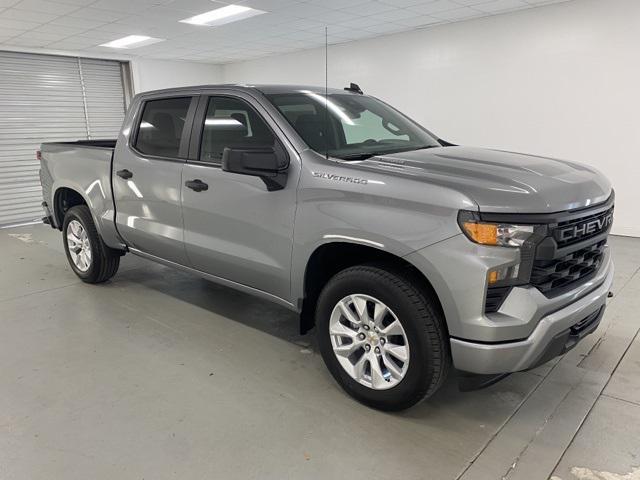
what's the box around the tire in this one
[62,205,121,283]
[316,264,450,411]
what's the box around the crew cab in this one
[39,84,614,410]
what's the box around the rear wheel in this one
[316,264,450,411]
[63,205,120,283]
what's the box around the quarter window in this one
[135,97,192,158]
[200,96,277,164]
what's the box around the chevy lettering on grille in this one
[555,212,613,243]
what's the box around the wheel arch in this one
[53,186,89,230]
[299,242,448,335]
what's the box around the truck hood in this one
[359,146,611,213]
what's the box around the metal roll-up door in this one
[79,58,126,139]
[0,51,128,227]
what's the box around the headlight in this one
[458,211,535,248]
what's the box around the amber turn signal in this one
[462,221,498,246]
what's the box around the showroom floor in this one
[1,224,638,480]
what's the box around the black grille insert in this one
[531,240,606,297]
[570,307,602,335]
[555,206,614,248]
[485,286,511,313]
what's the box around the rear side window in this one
[200,96,277,164]
[135,97,192,158]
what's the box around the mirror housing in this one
[221,144,289,191]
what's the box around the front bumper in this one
[450,257,613,374]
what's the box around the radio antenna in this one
[324,26,328,160]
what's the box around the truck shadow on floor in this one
[113,257,546,415]
[115,259,308,345]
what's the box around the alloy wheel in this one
[66,219,92,272]
[329,294,410,390]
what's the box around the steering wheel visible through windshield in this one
[266,91,441,160]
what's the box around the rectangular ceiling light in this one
[180,4,266,27]
[100,35,164,49]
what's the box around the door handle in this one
[185,179,208,192]
[116,169,133,179]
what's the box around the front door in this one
[113,95,197,264]
[181,94,298,301]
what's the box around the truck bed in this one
[39,139,122,248]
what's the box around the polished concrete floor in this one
[1,224,639,480]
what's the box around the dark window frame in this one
[187,94,288,168]
[130,95,198,162]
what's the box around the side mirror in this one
[221,144,289,191]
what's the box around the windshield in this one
[266,91,440,159]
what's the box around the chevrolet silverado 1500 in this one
[39,84,614,410]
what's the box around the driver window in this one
[200,96,276,164]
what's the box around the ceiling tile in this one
[431,6,485,20]
[308,9,360,23]
[279,3,330,18]
[474,0,530,12]
[374,7,420,21]
[4,36,51,47]
[304,0,370,9]
[339,1,396,15]
[453,0,496,4]
[408,0,461,14]
[0,26,25,38]
[47,37,103,49]
[35,23,89,35]
[378,0,424,6]
[337,15,390,29]
[238,0,303,12]
[17,31,68,42]
[12,0,82,15]
[93,23,159,35]
[49,16,109,29]
[0,17,40,29]
[394,14,442,27]
[285,17,326,30]
[88,0,160,14]
[67,7,129,22]
[54,0,98,5]
[0,7,59,23]
[75,28,130,39]
[361,21,408,34]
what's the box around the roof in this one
[135,83,362,97]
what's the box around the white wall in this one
[131,58,222,93]
[223,0,639,237]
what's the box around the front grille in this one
[555,206,614,248]
[531,240,606,296]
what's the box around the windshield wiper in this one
[337,145,438,161]
[337,152,385,160]
[411,145,438,152]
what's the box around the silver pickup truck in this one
[39,83,614,410]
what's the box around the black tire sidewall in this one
[62,206,101,282]
[316,267,439,410]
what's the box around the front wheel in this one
[316,265,450,411]
[63,205,120,283]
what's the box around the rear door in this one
[113,94,197,264]
[181,91,299,301]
